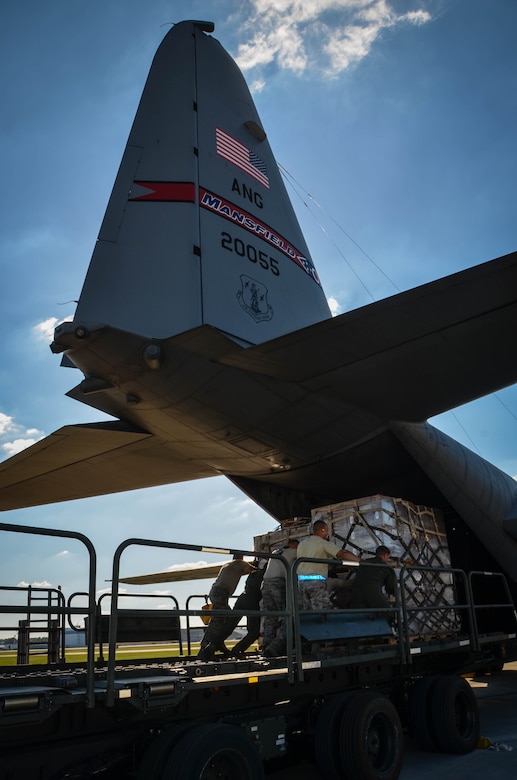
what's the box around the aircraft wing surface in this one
[0,421,215,510]
[221,250,517,421]
[119,561,230,585]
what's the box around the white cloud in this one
[33,315,73,342]
[17,580,53,589]
[400,9,432,27]
[34,317,59,342]
[249,78,266,94]
[327,295,341,316]
[236,32,277,71]
[166,560,212,572]
[323,21,381,72]
[0,413,14,435]
[0,414,44,460]
[235,0,432,78]
[1,437,41,457]
[96,586,128,598]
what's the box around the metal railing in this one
[1,522,517,710]
[468,570,517,646]
[106,537,289,704]
[0,522,97,708]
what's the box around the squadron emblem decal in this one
[237,275,273,322]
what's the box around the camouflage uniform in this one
[298,579,333,611]
[262,578,287,646]
[261,546,298,648]
[208,568,264,655]
[199,558,254,653]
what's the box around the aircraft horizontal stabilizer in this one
[0,422,215,511]
[221,250,517,421]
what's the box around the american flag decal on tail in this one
[216,128,270,189]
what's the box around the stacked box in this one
[255,495,461,638]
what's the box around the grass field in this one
[0,640,259,666]
[0,642,203,666]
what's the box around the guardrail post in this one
[48,619,60,664]
[17,619,29,665]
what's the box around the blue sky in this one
[0,0,516,618]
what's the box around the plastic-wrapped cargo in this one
[255,495,461,638]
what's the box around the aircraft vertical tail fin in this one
[73,20,330,346]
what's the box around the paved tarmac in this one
[265,663,517,779]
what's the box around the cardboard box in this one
[255,495,461,637]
